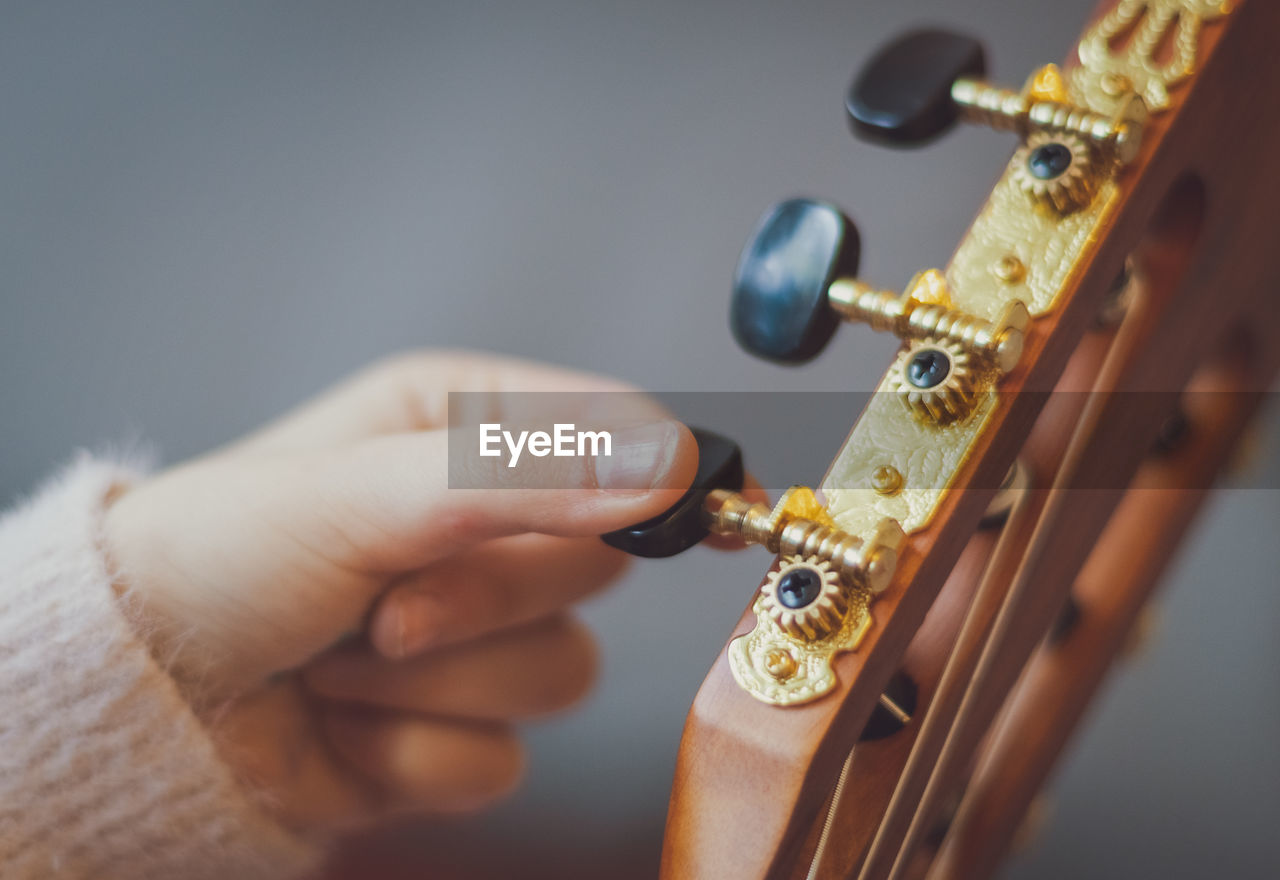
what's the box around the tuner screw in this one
[1011,132,1097,214]
[760,556,847,641]
[991,254,1026,285]
[889,339,975,424]
[871,464,904,496]
[1100,72,1133,98]
[763,648,798,681]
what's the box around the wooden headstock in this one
[646,2,1279,877]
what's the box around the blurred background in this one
[2,1,1277,877]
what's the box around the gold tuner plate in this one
[1073,0,1233,117]
[729,556,874,707]
[719,488,904,706]
[826,1,1236,546]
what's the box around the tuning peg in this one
[732,199,1028,373]
[846,28,987,146]
[730,198,860,364]
[847,28,1144,165]
[603,427,901,595]
[601,427,744,558]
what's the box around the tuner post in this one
[828,269,1030,374]
[602,430,904,598]
[704,486,903,595]
[847,27,1146,166]
[950,65,1146,164]
[730,200,1031,371]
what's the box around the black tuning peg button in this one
[731,199,860,365]
[847,29,1141,164]
[732,198,1028,373]
[601,428,744,558]
[846,28,986,146]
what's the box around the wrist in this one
[101,475,227,707]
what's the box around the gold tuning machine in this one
[847,29,1146,165]
[605,441,908,708]
[829,268,1030,375]
[731,201,1029,375]
[705,486,904,595]
[714,486,906,707]
[848,30,1148,217]
[603,432,905,598]
[951,64,1147,166]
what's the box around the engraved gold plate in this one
[732,0,1231,707]
[1072,0,1233,115]
[725,503,903,706]
[823,0,1231,544]
[825,383,999,540]
[729,564,873,707]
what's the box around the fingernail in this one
[396,591,446,657]
[594,420,680,491]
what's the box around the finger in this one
[367,534,627,659]
[283,418,698,572]
[215,680,382,832]
[237,350,641,454]
[321,708,525,813]
[306,616,598,721]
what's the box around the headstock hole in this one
[1132,172,1206,314]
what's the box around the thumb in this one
[299,418,698,571]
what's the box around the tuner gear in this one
[888,339,976,424]
[1010,132,1098,213]
[760,556,847,641]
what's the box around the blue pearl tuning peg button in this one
[847,29,987,146]
[731,199,861,365]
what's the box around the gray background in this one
[2,1,1276,878]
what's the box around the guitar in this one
[606,1,1280,876]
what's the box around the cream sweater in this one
[0,456,316,879]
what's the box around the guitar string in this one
[803,504,1024,880]
[860,486,1034,880]
[804,746,857,880]
[885,287,1149,880]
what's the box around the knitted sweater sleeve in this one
[0,455,318,879]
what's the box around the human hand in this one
[103,350,732,830]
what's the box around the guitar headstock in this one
[615,2,1279,877]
